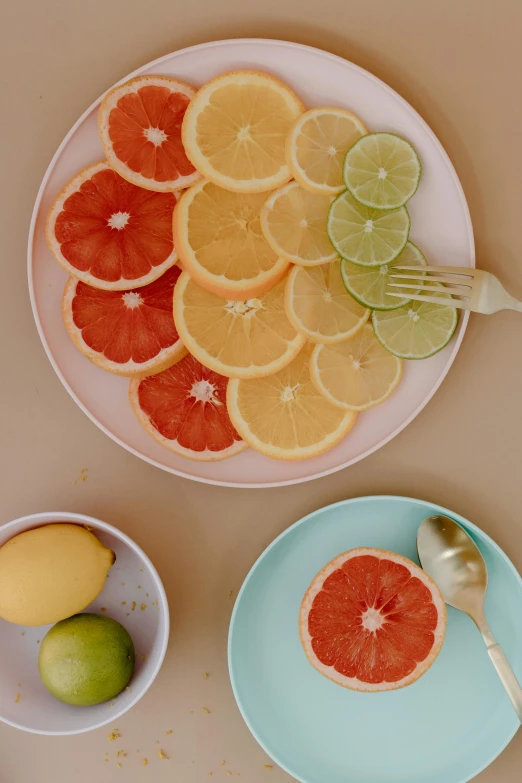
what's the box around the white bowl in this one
[0,512,169,735]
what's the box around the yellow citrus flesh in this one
[227,344,357,460]
[174,180,290,299]
[0,524,114,626]
[261,182,337,266]
[310,325,402,411]
[182,70,305,193]
[173,272,305,379]
[287,107,367,195]
[285,261,369,343]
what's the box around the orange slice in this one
[99,75,200,192]
[227,344,357,460]
[182,71,305,193]
[62,266,186,378]
[173,180,290,299]
[173,272,305,379]
[46,162,178,290]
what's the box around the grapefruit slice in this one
[129,354,247,461]
[99,75,200,192]
[62,266,186,378]
[47,162,178,290]
[300,548,446,691]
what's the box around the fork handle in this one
[505,298,522,312]
[486,640,522,722]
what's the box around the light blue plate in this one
[228,496,522,783]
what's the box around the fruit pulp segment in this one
[308,555,439,684]
[108,86,196,181]
[54,169,176,282]
[72,266,181,364]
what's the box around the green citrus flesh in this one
[341,241,426,310]
[327,190,409,267]
[343,132,421,209]
[372,284,458,359]
[38,613,135,706]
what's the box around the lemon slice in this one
[310,325,402,411]
[341,241,427,310]
[286,107,367,195]
[227,344,357,460]
[182,70,305,193]
[372,284,458,359]
[173,180,290,299]
[327,190,409,266]
[285,261,369,343]
[344,132,421,209]
[260,183,337,266]
[173,272,305,379]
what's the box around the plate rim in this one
[228,494,520,783]
[27,38,474,489]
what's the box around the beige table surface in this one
[2,0,522,780]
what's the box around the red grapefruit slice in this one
[299,547,446,692]
[99,75,200,192]
[129,354,247,461]
[47,162,179,290]
[62,266,186,378]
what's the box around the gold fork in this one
[387,266,522,314]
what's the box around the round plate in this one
[28,39,474,488]
[229,497,522,783]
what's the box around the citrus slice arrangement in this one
[299,547,446,691]
[44,68,459,464]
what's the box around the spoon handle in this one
[485,640,522,722]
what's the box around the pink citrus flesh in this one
[299,547,446,691]
[47,162,178,289]
[129,353,247,461]
[62,265,185,377]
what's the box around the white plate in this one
[28,38,474,488]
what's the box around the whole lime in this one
[38,613,135,706]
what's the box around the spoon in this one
[417,514,522,722]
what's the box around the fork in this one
[386,266,522,314]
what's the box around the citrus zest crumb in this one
[202,707,211,714]
[21,632,25,636]
[264,765,273,770]
[138,585,142,589]
[221,761,226,766]
[141,654,146,661]
[142,758,148,766]
[104,759,109,763]
[100,607,107,612]
[126,612,130,616]
[226,771,232,776]
[14,693,21,703]
[116,762,121,769]
[140,603,147,610]
[166,729,173,735]
[121,601,127,605]
[228,590,233,597]
[158,749,168,760]
[108,730,121,741]
[204,672,209,679]
[131,601,137,611]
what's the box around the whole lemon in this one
[39,613,135,705]
[0,523,114,625]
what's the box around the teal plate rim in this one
[228,495,522,783]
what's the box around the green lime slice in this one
[372,283,458,359]
[327,190,410,266]
[341,241,427,311]
[343,132,421,209]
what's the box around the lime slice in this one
[344,132,421,209]
[341,241,426,310]
[372,284,458,359]
[327,190,409,267]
